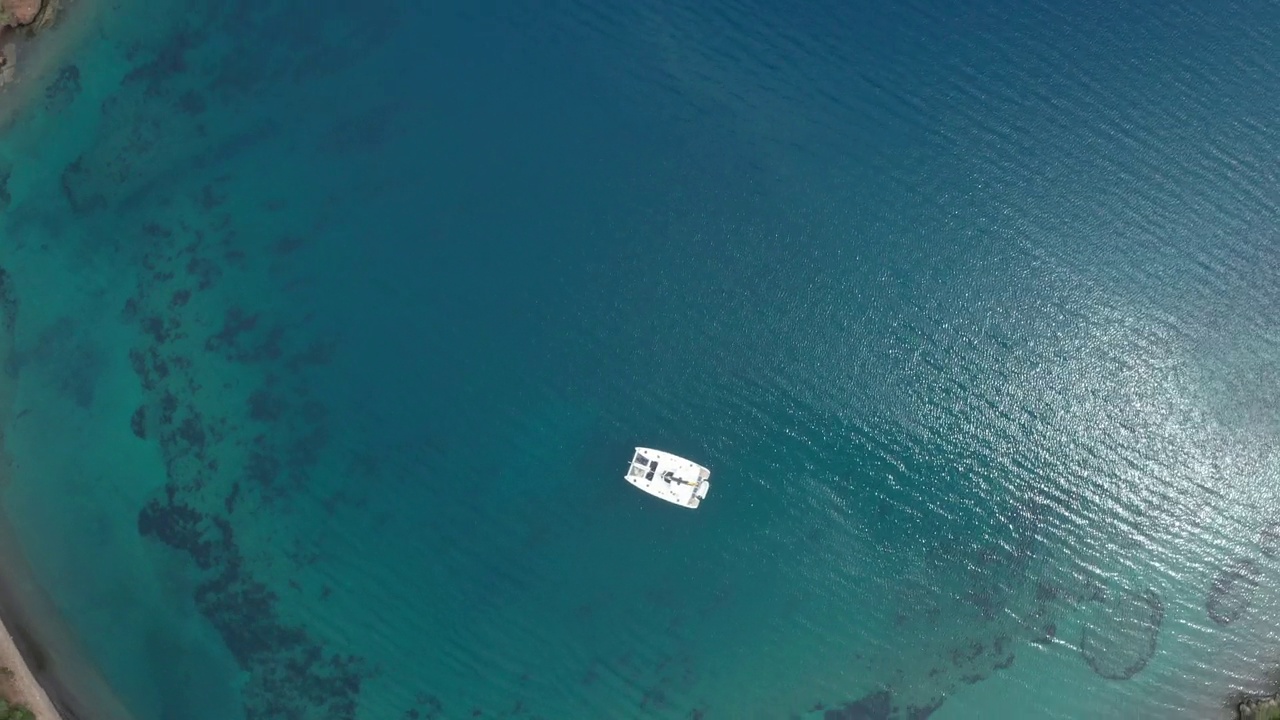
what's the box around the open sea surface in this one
[2,0,1280,718]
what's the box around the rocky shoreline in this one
[1240,694,1280,720]
[0,0,58,87]
[0,0,42,28]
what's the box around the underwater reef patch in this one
[1206,558,1262,626]
[0,265,16,335]
[823,689,892,720]
[1258,523,1280,559]
[1079,587,1163,680]
[117,172,365,717]
[43,63,80,115]
[139,493,365,719]
[5,316,106,408]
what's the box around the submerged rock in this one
[1079,587,1164,680]
[1207,558,1262,626]
[0,42,13,88]
[1239,694,1280,720]
[823,690,892,720]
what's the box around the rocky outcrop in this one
[1,0,57,36]
[0,0,57,90]
[1239,694,1280,720]
[0,0,41,27]
[0,42,13,87]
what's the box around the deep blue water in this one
[2,0,1280,718]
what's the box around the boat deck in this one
[624,447,711,509]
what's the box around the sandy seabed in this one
[0,2,137,717]
[0,617,61,720]
[0,385,59,720]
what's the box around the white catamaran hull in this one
[624,447,711,509]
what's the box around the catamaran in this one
[624,447,711,509]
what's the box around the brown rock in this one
[1238,694,1280,720]
[1,0,42,26]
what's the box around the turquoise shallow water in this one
[2,0,1280,718]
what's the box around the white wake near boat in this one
[624,447,711,509]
